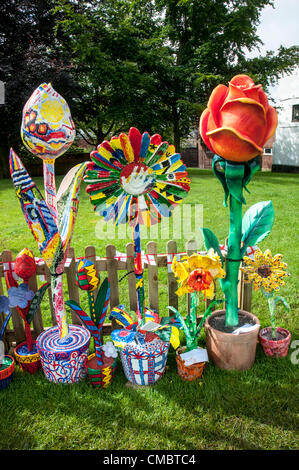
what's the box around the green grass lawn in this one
[0,169,299,450]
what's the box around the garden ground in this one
[0,169,298,450]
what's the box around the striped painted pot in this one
[120,338,170,386]
[0,355,15,391]
[86,353,117,388]
[37,325,90,384]
[14,341,41,374]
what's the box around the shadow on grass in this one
[0,344,298,450]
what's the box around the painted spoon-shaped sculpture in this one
[10,84,87,341]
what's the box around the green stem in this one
[220,193,243,327]
[267,294,276,339]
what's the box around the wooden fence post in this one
[106,245,119,330]
[147,241,159,312]
[167,240,178,310]
[126,243,137,312]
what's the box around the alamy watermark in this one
[94,203,205,248]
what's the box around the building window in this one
[263,148,272,156]
[292,104,299,122]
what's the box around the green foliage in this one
[201,228,223,263]
[241,201,275,255]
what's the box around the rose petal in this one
[263,105,278,144]
[206,127,264,161]
[208,84,228,127]
[229,74,256,89]
[220,98,267,146]
[199,108,216,153]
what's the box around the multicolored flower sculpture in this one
[169,250,224,351]
[4,248,49,354]
[10,83,87,341]
[200,74,277,162]
[199,75,278,329]
[241,249,290,340]
[84,127,190,227]
[85,127,190,323]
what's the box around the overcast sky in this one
[248,0,299,99]
[252,0,299,55]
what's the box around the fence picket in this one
[65,247,81,325]
[167,240,178,310]
[126,243,137,312]
[147,241,159,312]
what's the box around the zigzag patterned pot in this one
[86,353,117,388]
[120,338,170,386]
[37,325,90,383]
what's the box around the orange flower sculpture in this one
[199,74,277,162]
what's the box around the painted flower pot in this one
[14,341,41,374]
[120,338,170,386]
[0,355,15,391]
[37,325,90,384]
[204,310,260,370]
[86,353,117,388]
[176,347,206,382]
[259,327,291,358]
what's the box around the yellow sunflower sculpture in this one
[241,249,289,293]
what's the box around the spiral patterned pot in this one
[37,325,90,383]
[120,338,170,386]
[0,355,15,391]
[14,341,41,374]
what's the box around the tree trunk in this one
[0,145,10,178]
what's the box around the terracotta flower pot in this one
[14,341,41,374]
[86,353,117,388]
[37,325,91,384]
[204,309,260,370]
[176,347,206,381]
[0,355,15,391]
[259,327,291,358]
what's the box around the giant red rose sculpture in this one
[199,74,277,162]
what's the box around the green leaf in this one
[201,228,223,263]
[274,296,290,311]
[26,283,50,324]
[241,201,275,255]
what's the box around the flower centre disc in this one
[120,162,155,196]
[257,265,272,278]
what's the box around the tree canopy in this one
[0,0,298,176]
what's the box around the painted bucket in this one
[259,327,291,357]
[0,355,15,391]
[120,338,170,386]
[37,325,91,384]
[14,341,41,374]
[175,347,206,382]
[86,353,117,388]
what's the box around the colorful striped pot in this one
[0,355,15,391]
[86,353,117,388]
[14,341,41,374]
[37,325,91,384]
[259,327,291,357]
[120,338,170,386]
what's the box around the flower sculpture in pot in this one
[66,258,118,388]
[9,83,90,383]
[0,296,15,390]
[241,249,291,357]
[199,74,278,370]
[4,248,49,373]
[169,250,224,381]
[84,127,190,385]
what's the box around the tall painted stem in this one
[220,192,243,327]
[43,159,58,226]
[133,223,145,324]
[51,274,68,341]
